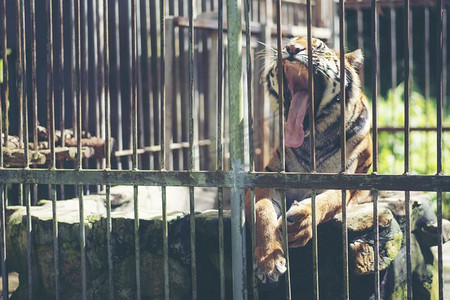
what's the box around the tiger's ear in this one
[345,49,363,70]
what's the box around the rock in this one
[331,202,402,275]
[5,191,449,299]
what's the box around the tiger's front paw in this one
[280,201,313,247]
[254,243,287,284]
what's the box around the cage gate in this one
[0,0,450,299]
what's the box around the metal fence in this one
[0,0,450,299]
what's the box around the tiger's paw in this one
[281,200,314,248]
[254,245,287,284]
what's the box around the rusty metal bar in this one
[1,169,449,190]
[131,1,141,299]
[159,0,169,299]
[370,0,380,299]
[403,0,412,299]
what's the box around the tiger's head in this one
[264,36,364,148]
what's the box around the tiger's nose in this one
[286,44,301,55]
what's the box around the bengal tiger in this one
[245,37,372,284]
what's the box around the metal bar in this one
[1,169,450,190]
[307,1,318,299]
[103,0,114,298]
[0,185,6,299]
[17,0,32,296]
[47,0,61,298]
[0,0,7,151]
[131,1,141,299]
[244,0,258,298]
[436,1,444,299]
[57,0,65,200]
[113,0,123,170]
[71,0,77,144]
[75,0,87,298]
[188,1,198,298]
[227,0,247,298]
[160,0,169,299]
[371,0,380,299]
[30,0,38,204]
[217,0,225,298]
[338,1,349,298]
[390,7,397,90]
[403,1,412,299]
[276,0,291,298]
[0,0,5,289]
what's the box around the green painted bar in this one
[0,169,450,191]
[227,0,247,298]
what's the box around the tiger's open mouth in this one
[283,60,310,148]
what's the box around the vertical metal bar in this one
[244,0,258,298]
[47,0,61,298]
[58,0,65,202]
[104,1,114,298]
[338,1,349,299]
[275,0,291,298]
[16,0,24,207]
[75,0,87,298]
[390,7,397,90]
[227,0,247,298]
[30,0,38,204]
[370,1,380,299]
[188,1,198,298]
[0,0,5,294]
[217,0,225,298]
[71,0,77,143]
[436,1,444,299]
[403,1,412,299]
[424,6,430,173]
[306,1,318,299]
[131,1,141,299]
[159,1,169,299]
[0,0,5,290]
[57,0,65,195]
[113,0,123,170]
[17,0,32,296]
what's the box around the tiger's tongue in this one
[285,91,309,148]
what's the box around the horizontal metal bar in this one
[1,169,449,191]
[344,0,450,9]
[377,127,450,132]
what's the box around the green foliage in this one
[375,84,450,217]
[376,83,450,175]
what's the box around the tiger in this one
[245,37,372,284]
